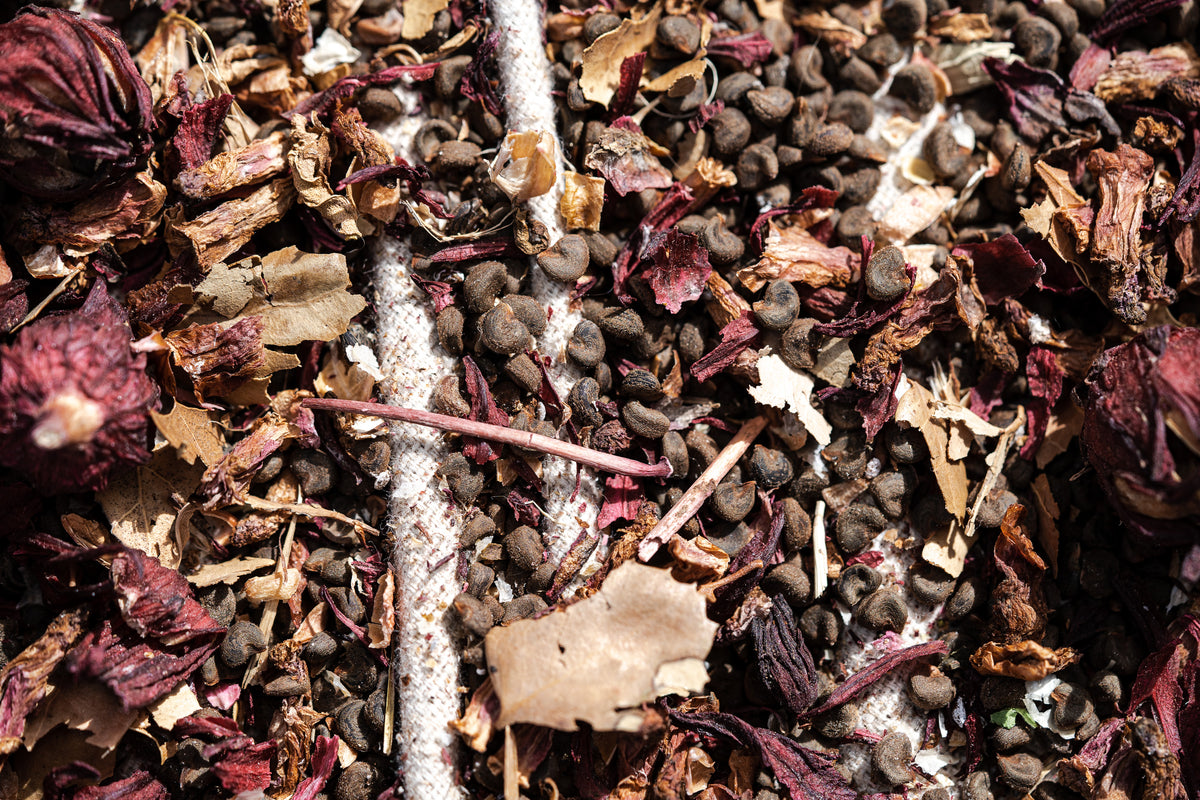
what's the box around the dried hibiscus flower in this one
[1081,326,1200,544]
[0,283,158,494]
[0,8,154,200]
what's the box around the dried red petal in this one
[597,474,643,530]
[952,234,1045,305]
[1021,345,1065,459]
[706,32,775,67]
[1081,326,1200,543]
[166,317,267,403]
[691,315,762,383]
[462,355,509,464]
[173,93,234,172]
[0,282,158,494]
[802,640,949,717]
[751,599,819,714]
[0,8,154,200]
[293,735,340,800]
[643,229,713,314]
[982,57,1118,144]
[210,740,278,793]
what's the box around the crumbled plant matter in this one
[3,0,1200,797]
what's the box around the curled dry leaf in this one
[287,114,362,240]
[174,131,287,200]
[150,403,225,468]
[0,608,87,755]
[876,185,956,245]
[740,221,856,292]
[561,172,606,231]
[584,125,674,197]
[579,3,663,107]
[1093,43,1200,104]
[668,534,730,583]
[970,640,1081,680]
[183,247,368,347]
[167,177,296,269]
[367,569,395,649]
[244,567,304,602]
[484,562,718,731]
[927,12,993,41]
[489,130,559,202]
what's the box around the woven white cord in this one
[375,89,466,800]
[490,0,604,567]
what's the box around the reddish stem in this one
[302,398,672,479]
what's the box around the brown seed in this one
[219,621,267,668]
[746,86,795,126]
[567,377,603,428]
[789,45,828,92]
[500,294,547,336]
[620,368,663,401]
[436,306,464,355]
[908,562,956,604]
[434,375,471,418]
[856,588,908,632]
[433,55,472,99]
[1012,16,1061,68]
[505,526,544,571]
[996,753,1041,791]
[464,261,507,313]
[735,143,779,191]
[836,206,877,251]
[827,90,875,134]
[748,445,793,489]
[699,217,744,265]
[503,353,541,393]
[596,307,644,341]
[780,318,818,371]
[709,108,752,157]
[431,140,481,172]
[807,122,854,158]
[860,33,904,67]
[761,560,812,607]
[710,480,757,522]
[799,603,843,646]
[621,400,670,439]
[944,574,983,620]
[752,279,800,331]
[1000,144,1031,191]
[837,563,883,606]
[538,233,590,282]
[922,122,968,178]
[889,64,938,113]
[885,425,928,463]
[872,732,914,786]
[662,430,689,477]
[836,503,888,553]
[908,668,956,709]
[686,429,719,468]
[567,320,606,367]
[869,470,916,518]
[479,302,529,355]
[812,700,859,738]
[780,497,812,551]
[656,14,701,54]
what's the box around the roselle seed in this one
[460,515,496,549]
[501,294,547,336]
[746,86,795,126]
[1051,683,1094,729]
[466,563,494,598]
[799,603,843,646]
[837,563,882,606]
[836,206,876,251]
[869,470,916,518]
[839,56,883,94]
[1012,16,1060,68]
[505,526,544,571]
[1090,669,1122,706]
[302,631,339,663]
[582,11,621,43]
[964,772,993,800]
[748,445,793,489]
[479,302,530,355]
[656,14,701,54]
[597,307,644,341]
[856,588,908,632]
[923,123,968,178]
[567,377,603,428]
[452,592,494,637]
[762,560,811,607]
[807,122,854,158]
[890,63,938,113]
[538,234,589,282]
[431,140,481,173]
[980,676,1026,711]
[944,574,983,620]
[908,668,956,709]
[909,562,956,604]
[990,723,1033,752]
[710,481,757,522]
[291,450,336,496]
[753,279,800,331]
[334,700,373,753]
[328,586,366,623]
[885,425,928,463]
[662,431,689,477]
[997,753,1041,791]
[220,621,267,668]
[622,401,670,439]
[451,471,485,506]
[620,369,663,401]
[710,108,752,157]
[780,318,818,371]
[502,594,549,623]
[582,231,617,269]
[872,733,914,786]
[502,354,541,394]
[812,700,859,738]
[735,143,779,191]
[1040,0,1079,35]
[789,45,828,91]
[464,261,507,313]
[824,432,869,481]
[198,584,236,628]
[780,497,812,551]
[863,245,910,301]
[828,90,875,134]
[434,375,471,418]
[699,217,744,265]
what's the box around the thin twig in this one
[302,398,673,479]
[637,415,768,561]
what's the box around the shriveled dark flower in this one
[0,8,154,200]
[1081,326,1200,544]
[0,283,158,494]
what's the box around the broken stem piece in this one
[637,415,768,561]
[302,398,672,479]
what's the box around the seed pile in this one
[0,0,1199,798]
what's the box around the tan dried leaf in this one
[579,3,663,106]
[148,683,202,731]
[189,247,368,347]
[187,556,276,587]
[452,679,499,753]
[485,562,717,731]
[643,57,706,93]
[793,11,867,56]
[896,382,967,519]
[704,271,751,328]
[368,569,396,649]
[1031,474,1061,577]
[740,221,856,292]
[174,132,287,200]
[288,115,361,239]
[21,678,139,752]
[970,641,1080,681]
[561,172,607,231]
[490,131,559,202]
[402,0,449,39]
[60,513,111,552]
[748,354,833,447]
[927,12,992,41]
[169,177,296,269]
[876,185,956,244]
[244,568,304,602]
[97,444,205,570]
[150,403,225,467]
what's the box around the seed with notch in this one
[434,375,470,418]
[1051,682,1094,729]
[872,733,914,786]
[812,700,858,739]
[460,514,495,548]
[780,318,818,371]
[799,603,843,646]
[828,90,875,134]
[996,753,1041,791]
[837,563,882,606]
[1090,669,1122,707]
[656,14,701,54]
[219,621,267,668]
[890,63,937,113]
[709,108,751,157]
[808,122,854,158]
[502,594,549,623]
[909,562,956,604]
[761,560,811,607]
[856,588,908,632]
[567,377,603,428]
[505,526,544,571]
[923,123,968,179]
[662,431,689,476]
[781,497,812,551]
[479,302,530,355]
[621,369,663,401]
[735,143,779,191]
[452,592,494,637]
[686,429,719,468]
[865,245,909,302]
[944,574,982,620]
[908,668,956,709]
[964,772,992,800]
[567,320,606,367]
[836,503,887,554]
[432,140,481,172]
[1012,16,1060,68]
[869,470,916,518]
[500,294,547,336]
[699,217,744,266]
[883,0,926,38]
[753,279,800,331]
[198,584,236,628]
[748,445,793,489]
[538,234,589,282]
[789,45,828,91]
[464,261,507,313]
[433,55,472,99]
[334,700,373,753]
[466,562,494,597]
[503,353,541,393]
[746,86,794,126]
[597,307,644,341]
[710,481,757,522]
[1000,144,1031,191]
[622,400,670,439]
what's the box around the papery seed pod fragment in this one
[0,283,157,494]
[0,8,154,200]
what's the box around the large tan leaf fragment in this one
[485,562,717,731]
[579,4,663,106]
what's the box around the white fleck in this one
[300,29,361,77]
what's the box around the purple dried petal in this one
[462,355,508,464]
[803,640,949,717]
[952,234,1045,305]
[643,228,713,314]
[707,32,775,67]
[691,315,762,383]
[1091,0,1187,43]
[173,93,234,172]
[609,52,647,119]
[752,599,819,714]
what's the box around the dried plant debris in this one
[1,0,1200,797]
